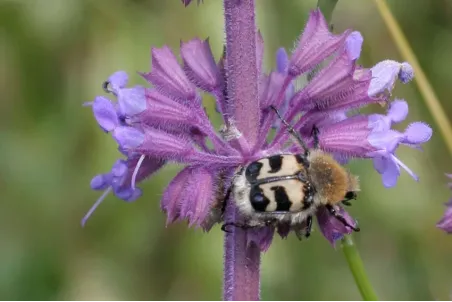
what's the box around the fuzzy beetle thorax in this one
[307,150,357,205]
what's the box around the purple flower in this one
[316,206,358,246]
[288,9,350,77]
[309,102,431,188]
[82,156,164,226]
[437,174,452,233]
[161,165,222,228]
[346,31,364,60]
[84,8,431,251]
[181,38,222,93]
[368,60,414,98]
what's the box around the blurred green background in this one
[2,0,452,300]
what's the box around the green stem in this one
[341,235,378,301]
[317,0,338,25]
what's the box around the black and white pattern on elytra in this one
[249,185,270,212]
[245,161,263,182]
[267,154,283,174]
[272,186,292,211]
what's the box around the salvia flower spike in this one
[84,6,432,253]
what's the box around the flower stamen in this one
[391,154,419,181]
[131,154,146,190]
[81,187,113,227]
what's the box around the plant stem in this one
[222,0,261,300]
[341,235,378,301]
[223,203,261,301]
[374,0,452,156]
[224,0,260,147]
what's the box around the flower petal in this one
[318,115,377,157]
[84,157,164,225]
[368,60,413,97]
[298,110,348,138]
[111,159,128,178]
[316,206,357,246]
[381,156,400,188]
[104,157,164,199]
[289,9,350,76]
[143,46,197,100]
[136,89,197,127]
[161,167,192,224]
[367,99,409,133]
[90,174,111,190]
[247,227,275,252]
[291,51,373,112]
[115,187,142,202]
[180,167,218,227]
[276,47,289,74]
[387,99,409,124]
[113,126,145,150]
[181,38,221,92]
[108,71,128,92]
[399,62,414,83]
[116,156,165,192]
[121,127,196,160]
[259,71,285,108]
[367,130,401,153]
[403,122,432,145]
[92,96,119,132]
[117,86,147,117]
[346,31,363,60]
[372,156,387,174]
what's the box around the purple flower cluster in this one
[84,9,431,248]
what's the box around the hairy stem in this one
[223,203,261,301]
[341,235,378,301]
[222,0,261,300]
[224,0,260,148]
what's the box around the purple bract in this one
[83,9,431,249]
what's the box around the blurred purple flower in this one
[437,174,452,233]
[181,0,203,6]
[83,8,431,251]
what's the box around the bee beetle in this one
[221,106,360,238]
